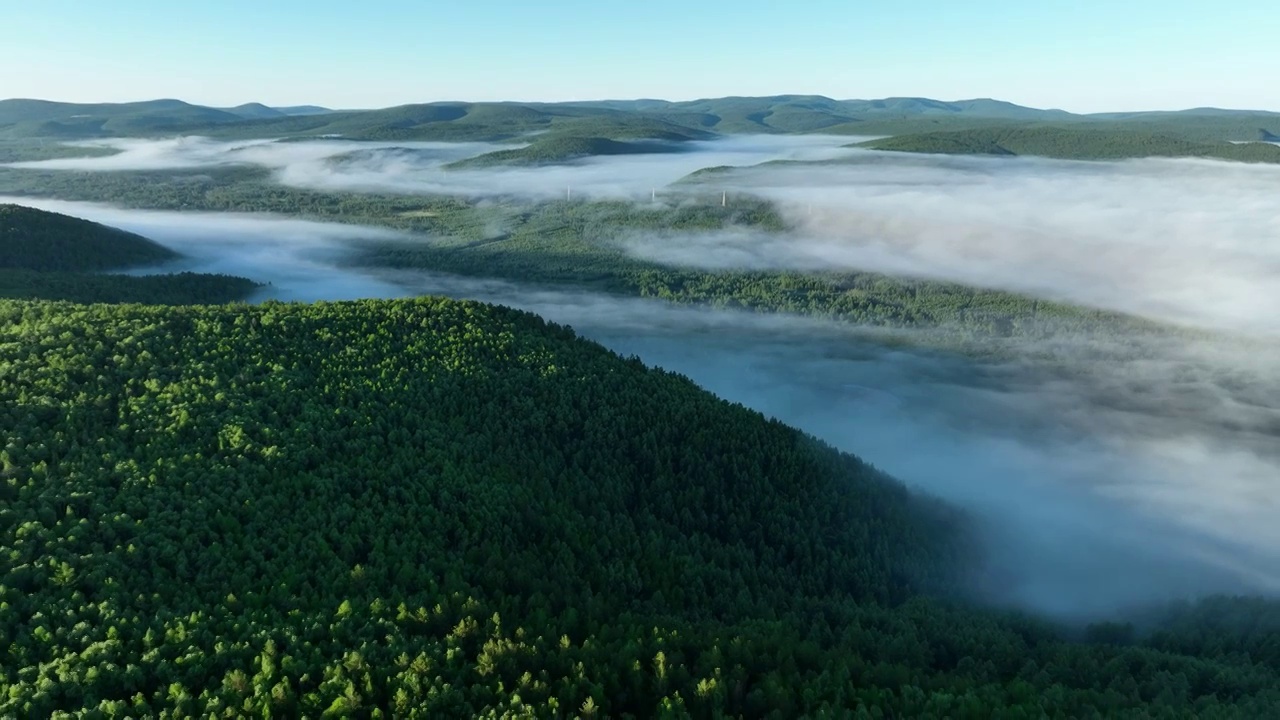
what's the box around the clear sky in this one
[1,0,1274,113]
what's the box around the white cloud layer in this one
[5,139,1278,620]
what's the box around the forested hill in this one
[5,95,1278,144]
[859,126,1280,163]
[0,203,259,304]
[3,297,1280,718]
[445,135,688,169]
[0,203,178,271]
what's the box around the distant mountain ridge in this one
[0,203,258,303]
[222,102,286,120]
[0,203,178,271]
[1,95,1277,146]
[860,125,1280,164]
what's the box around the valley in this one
[2,97,1279,718]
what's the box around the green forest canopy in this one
[0,176,1195,341]
[0,269,260,305]
[4,95,1279,148]
[2,297,1279,718]
[0,203,177,272]
[859,126,1280,163]
[0,203,258,304]
[445,136,689,170]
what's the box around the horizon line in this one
[3,94,1279,117]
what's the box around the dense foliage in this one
[0,203,259,305]
[2,298,1278,718]
[0,100,239,140]
[446,136,687,169]
[5,96,1278,144]
[0,140,119,164]
[0,173,1162,340]
[354,199,1153,341]
[0,203,177,272]
[0,269,259,305]
[860,126,1280,163]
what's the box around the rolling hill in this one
[222,103,287,120]
[273,105,335,116]
[0,98,238,125]
[3,95,1279,148]
[0,203,257,303]
[0,99,242,138]
[0,269,261,304]
[445,135,689,169]
[2,297,1278,717]
[0,203,178,271]
[563,95,1073,134]
[860,126,1280,163]
[199,103,718,143]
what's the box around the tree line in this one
[2,297,1278,717]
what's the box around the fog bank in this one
[380,267,1280,617]
[19,135,1280,337]
[0,195,410,302]
[7,135,863,200]
[6,158,1278,619]
[654,153,1280,336]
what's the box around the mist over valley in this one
[4,83,1280,715]
[5,140,1276,620]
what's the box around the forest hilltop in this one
[2,206,1279,717]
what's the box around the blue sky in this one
[1,0,1274,112]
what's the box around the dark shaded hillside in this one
[0,99,242,138]
[0,140,120,163]
[3,95,1278,145]
[446,135,687,169]
[2,297,1279,717]
[0,98,238,125]
[190,102,714,143]
[273,105,335,117]
[0,297,959,716]
[0,203,259,303]
[0,269,259,304]
[567,95,1071,135]
[222,102,287,120]
[860,126,1280,163]
[0,203,178,271]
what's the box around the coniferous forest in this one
[3,296,1280,718]
[2,91,1279,717]
[0,204,258,305]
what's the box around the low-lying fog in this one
[636,154,1280,336]
[7,138,1279,619]
[13,135,1279,336]
[6,193,1277,621]
[5,135,863,200]
[2,195,411,302]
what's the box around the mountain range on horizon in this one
[6,93,1280,118]
[2,93,1279,147]
[6,93,1280,117]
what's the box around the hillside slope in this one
[860,126,1280,163]
[446,135,687,169]
[0,203,178,271]
[0,203,258,303]
[3,95,1277,144]
[0,99,241,138]
[2,298,1278,718]
[0,269,260,304]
